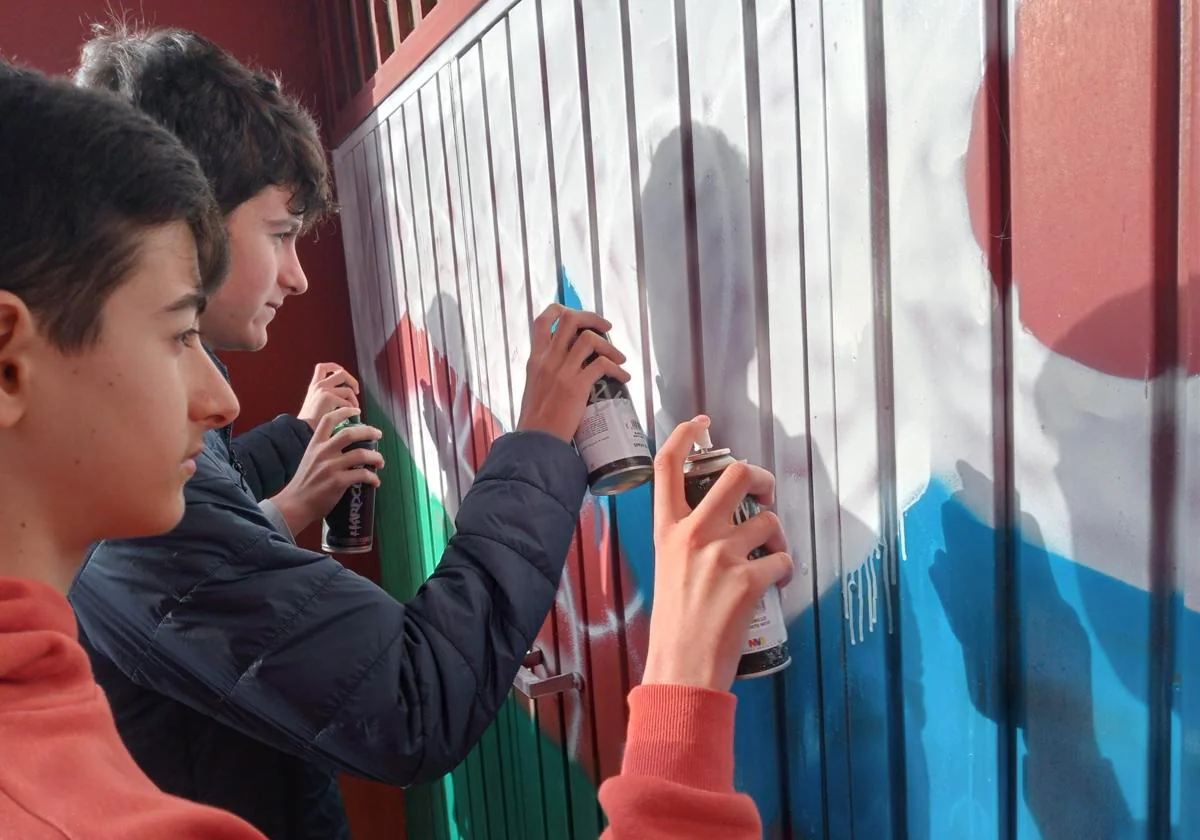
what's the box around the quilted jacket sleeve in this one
[71,430,586,784]
[230,415,313,501]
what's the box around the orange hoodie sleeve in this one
[598,684,761,839]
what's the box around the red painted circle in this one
[966,0,1200,378]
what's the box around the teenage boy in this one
[0,61,264,839]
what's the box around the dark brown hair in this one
[76,23,334,229]
[0,62,228,352]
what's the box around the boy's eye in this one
[177,328,201,348]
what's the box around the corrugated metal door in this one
[333,0,1199,836]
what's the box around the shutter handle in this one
[513,647,583,699]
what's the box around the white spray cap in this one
[693,425,713,453]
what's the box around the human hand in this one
[297,363,361,431]
[641,416,792,692]
[271,407,384,534]
[516,303,631,442]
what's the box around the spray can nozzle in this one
[694,426,714,454]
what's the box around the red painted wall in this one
[0,4,404,838]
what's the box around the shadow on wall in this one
[422,294,463,499]
[1031,278,1200,837]
[931,276,1200,837]
[1036,288,1149,838]
[418,291,499,521]
[641,121,929,838]
[931,464,1138,839]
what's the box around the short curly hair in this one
[76,22,334,230]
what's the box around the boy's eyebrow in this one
[266,217,303,232]
[161,290,208,316]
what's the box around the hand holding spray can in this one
[571,328,654,495]
[682,425,791,679]
[321,414,378,554]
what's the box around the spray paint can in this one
[321,414,378,555]
[682,426,791,679]
[571,329,654,495]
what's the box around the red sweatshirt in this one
[599,684,762,838]
[0,575,756,838]
[0,577,265,839]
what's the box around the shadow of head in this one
[641,122,757,433]
[425,292,467,369]
[416,292,471,475]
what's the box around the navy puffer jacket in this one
[70,369,587,839]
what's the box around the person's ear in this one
[0,292,39,429]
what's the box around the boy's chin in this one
[244,323,271,352]
[114,496,187,543]
[217,328,269,353]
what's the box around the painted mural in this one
[332,0,1199,837]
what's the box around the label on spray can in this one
[733,496,790,663]
[571,328,653,495]
[575,392,652,474]
[321,415,378,555]
[344,485,369,539]
[683,440,791,679]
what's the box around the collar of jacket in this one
[203,342,231,382]
[202,343,236,451]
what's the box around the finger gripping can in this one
[321,415,378,555]
[571,328,653,495]
[682,427,791,679]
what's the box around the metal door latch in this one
[512,648,583,699]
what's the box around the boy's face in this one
[4,223,240,545]
[199,186,309,351]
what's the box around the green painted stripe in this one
[363,391,603,839]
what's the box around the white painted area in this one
[335,0,1199,651]
[361,131,408,438]
[580,0,654,427]
[456,44,517,429]
[812,0,887,642]
[756,0,817,611]
[337,145,382,436]
[479,18,535,409]
[789,0,846,632]
[627,0,692,444]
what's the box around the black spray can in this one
[572,329,654,495]
[682,426,791,679]
[321,415,378,555]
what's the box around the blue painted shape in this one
[770,476,1197,839]
[734,675,793,830]
[559,265,581,310]
[916,479,1002,838]
[613,489,656,608]
[914,478,1185,839]
[1178,592,1199,840]
[556,266,1198,839]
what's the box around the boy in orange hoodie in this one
[0,64,264,838]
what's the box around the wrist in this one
[641,650,727,693]
[271,488,315,535]
[516,419,575,444]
